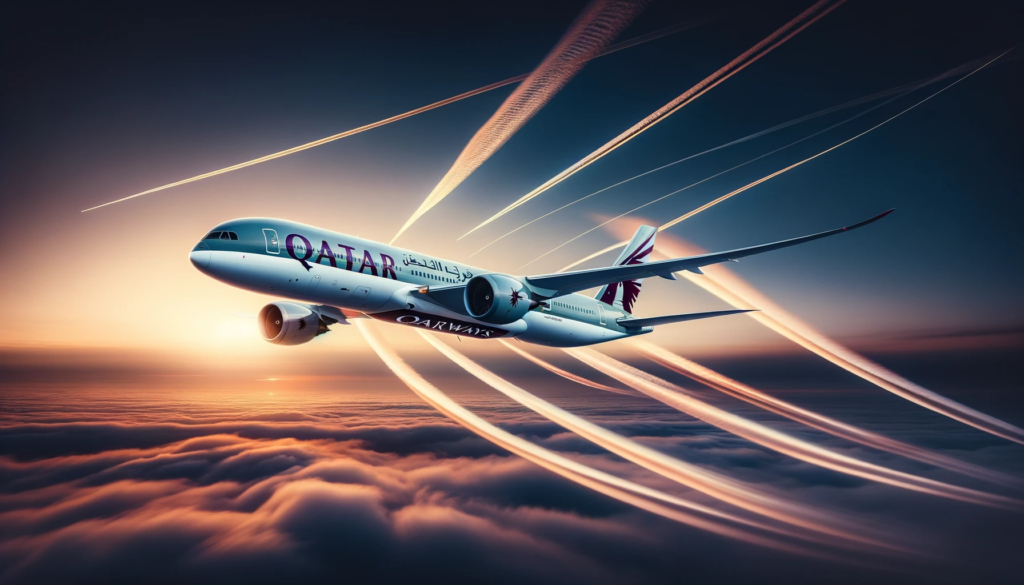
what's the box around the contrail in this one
[468,54,997,258]
[390,0,648,244]
[556,48,1013,273]
[587,5,739,59]
[566,347,1021,509]
[423,331,907,554]
[650,233,1024,446]
[499,339,635,396]
[632,339,1021,487]
[516,91,906,270]
[459,0,847,239]
[354,320,830,556]
[80,11,727,213]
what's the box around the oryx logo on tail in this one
[596,225,656,314]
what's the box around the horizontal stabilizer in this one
[617,309,754,329]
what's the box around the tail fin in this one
[595,225,656,314]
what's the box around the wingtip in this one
[867,208,896,224]
[845,208,895,231]
[866,208,895,222]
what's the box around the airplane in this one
[189,209,893,348]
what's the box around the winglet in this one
[843,208,894,231]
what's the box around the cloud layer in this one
[2,343,1023,583]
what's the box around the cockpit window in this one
[205,230,239,241]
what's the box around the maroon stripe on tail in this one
[622,234,654,265]
[599,282,619,306]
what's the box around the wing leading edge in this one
[524,209,894,298]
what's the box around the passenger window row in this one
[206,231,239,240]
[411,270,458,284]
[553,301,594,315]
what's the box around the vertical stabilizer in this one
[595,225,656,314]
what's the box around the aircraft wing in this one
[524,209,893,298]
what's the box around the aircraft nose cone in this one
[190,249,211,270]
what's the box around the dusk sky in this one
[2,1,1023,583]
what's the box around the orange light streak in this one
[555,47,1012,273]
[499,340,634,396]
[632,339,1020,487]
[460,0,846,239]
[653,233,1024,446]
[565,347,1021,509]
[354,320,828,555]
[424,331,907,554]
[468,51,1001,259]
[82,10,724,213]
[391,0,647,243]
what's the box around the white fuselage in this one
[190,218,641,347]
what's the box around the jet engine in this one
[464,274,537,325]
[258,302,329,345]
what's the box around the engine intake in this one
[464,274,536,325]
[258,302,329,345]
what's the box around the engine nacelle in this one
[258,302,328,345]
[464,274,536,325]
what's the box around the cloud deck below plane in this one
[565,347,1020,509]
[353,320,833,556]
[495,334,1012,493]
[632,339,1021,487]
[418,330,906,555]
